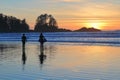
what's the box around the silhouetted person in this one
[22,47,27,70]
[39,33,47,45]
[21,34,27,48]
[39,44,46,64]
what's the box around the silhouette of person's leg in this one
[22,41,25,48]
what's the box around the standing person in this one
[22,34,27,47]
[39,33,47,45]
[39,33,47,66]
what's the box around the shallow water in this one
[0,42,120,80]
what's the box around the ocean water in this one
[0,32,120,80]
[0,31,120,46]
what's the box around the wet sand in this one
[0,42,120,80]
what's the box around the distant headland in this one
[0,13,101,32]
[74,27,101,32]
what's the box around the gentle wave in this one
[0,32,120,45]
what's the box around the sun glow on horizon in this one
[85,22,106,30]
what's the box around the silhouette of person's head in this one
[23,34,25,36]
[40,33,43,36]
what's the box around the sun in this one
[85,21,105,30]
[90,23,102,29]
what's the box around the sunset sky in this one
[0,0,120,30]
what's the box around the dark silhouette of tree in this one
[0,14,9,32]
[20,19,29,32]
[48,15,57,27]
[34,14,72,32]
[0,13,29,32]
[34,14,59,32]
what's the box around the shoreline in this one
[0,41,120,47]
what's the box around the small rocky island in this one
[74,27,101,32]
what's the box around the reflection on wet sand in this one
[0,42,120,80]
[22,46,27,70]
[0,43,19,61]
[46,44,56,59]
[0,44,17,53]
[0,44,4,54]
[39,44,46,67]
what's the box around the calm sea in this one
[0,31,120,46]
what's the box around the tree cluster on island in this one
[0,13,29,32]
[0,13,101,32]
[34,14,71,32]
